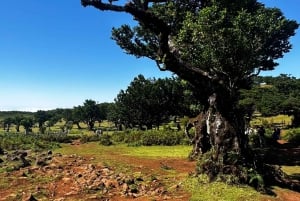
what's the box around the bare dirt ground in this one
[0,140,299,201]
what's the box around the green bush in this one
[111,129,188,146]
[99,134,113,146]
[0,133,60,151]
[38,132,76,143]
[79,134,100,143]
[111,130,143,144]
[283,128,300,145]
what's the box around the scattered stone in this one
[0,152,178,200]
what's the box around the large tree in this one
[81,0,299,190]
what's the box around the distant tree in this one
[272,74,300,95]
[13,115,23,132]
[72,106,84,129]
[255,86,284,116]
[97,102,112,123]
[115,75,191,129]
[3,117,13,132]
[82,0,299,190]
[34,110,51,134]
[251,75,300,126]
[281,97,300,127]
[64,121,74,133]
[61,108,81,129]
[106,103,122,130]
[115,75,151,129]
[46,116,60,132]
[62,108,73,122]
[20,117,34,135]
[81,99,101,131]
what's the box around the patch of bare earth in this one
[0,150,195,201]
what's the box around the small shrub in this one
[39,132,75,143]
[111,131,126,143]
[80,134,100,143]
[99,134,113,146]
[140,130,187,146]
[283,128,300,145]
[248,168,265,191]
[111,129,188,146]
[0,133,60,151]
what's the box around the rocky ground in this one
[0,140,300,201]
[0,145,192,201]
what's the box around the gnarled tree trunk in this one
[186,93,300,191]
[186,93,246,159]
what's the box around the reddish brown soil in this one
[0,149,195,201]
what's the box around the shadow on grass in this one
[255,142,300,166]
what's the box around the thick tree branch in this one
[81,0,221,88]
[81,0,125,12]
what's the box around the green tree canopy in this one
[20,117,34,135]
[81,99,101,130]
[115,75,193,129]
[34,110,51,134]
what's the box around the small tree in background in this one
[13,115,23,132]
[34,110,51,134]
[21,117,34,135]
[3,117,13,132]
[81,99,101,131]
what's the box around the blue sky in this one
[0,1,299,111]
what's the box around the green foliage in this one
[20,117,34,134]
[0,133,60,151]
[34,110,51,133]
[247,168,265,191]
[140,130,185,146]
[38,132,76,143]
[79,134,101,143]
[99,134,113,146]
[114,75,200,129]
[111,129,188,146]
[111,130,143,145]
[0,111,33,121]
[283,128,300,145]
[82,99,101,131]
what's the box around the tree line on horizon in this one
[1,74,300,134]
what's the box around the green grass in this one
[123,145,192,158]
[185,176,262,201]
[282,165,300,181]
[54,143,192,160]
